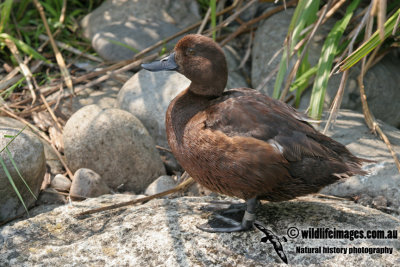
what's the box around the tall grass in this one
[273,0,399,119]
[0,0,101,63]
[210,0,217,40]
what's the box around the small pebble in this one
[70,168,111,200]
[145,175,176,195]
[50,174,71,192]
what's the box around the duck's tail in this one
[338,155,375,177]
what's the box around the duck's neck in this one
[166,84,219,149]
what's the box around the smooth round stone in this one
[63,105,165,192]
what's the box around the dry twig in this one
[323,3,374,133]
[33,0,74,94]
[75,174,195,217]
[10,53,158,117]
[204,0,259,38]
[357,13,400,173]
[39,93,63,131]
[220,0,297,46]
[155,145,172,153]
[4,39,37,104]
[0,66,22,91]
[237,30,253,69]
[197,7,212,34]
[132,0,240,60]
[38,35,103,63]
[5,0,242,111]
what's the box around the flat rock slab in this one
[1,195,399,266]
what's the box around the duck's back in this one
[167,88,368,201]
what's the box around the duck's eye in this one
[186,48,195,56]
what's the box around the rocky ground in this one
[1,195,399,266]
[1,1,400,266]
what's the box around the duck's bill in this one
[141,52,178,72]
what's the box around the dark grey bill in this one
[141,52,178,72]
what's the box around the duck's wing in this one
[205,88,366,174]
[205,89,337,161]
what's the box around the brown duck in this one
[142,34,370,232]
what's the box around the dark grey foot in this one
[197,198,259,233]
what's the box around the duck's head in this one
[142,34,228,97]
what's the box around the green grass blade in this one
[287,0,307,33]
[291,0,319,46]
[0,157,29,215]
[5,147,37,200]
[0,125,28,154]
[273,49,288,99]
[290,65,317,92]
[0,76,25,100]
[16,0,30,20]
[309,0,360,119]
[40,1,60,19]
[0,33,49,63]
[273,0,319,98]
[0,0,13,33]
[159,40,167,56]
[292,53,314,107]
[340,7,400,71]
[210,0,217,40]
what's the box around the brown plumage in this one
[142,34,370,231]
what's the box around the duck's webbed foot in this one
[197,198,259,233]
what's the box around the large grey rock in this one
[0,128,45,222]
[329,55,400,128]
[117,70,190,148]
[252,8,295,95]
[63,105,165,192]
[81,0,200,61]
[1,195,399,266]
[56,79,120,118]
[0,117,25,129]
[252,8,336,95]
[252,9,400,128]
[0,116,63,175]
[317,110,400,211]
[224,45,249,89]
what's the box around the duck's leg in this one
[197,198,259,232]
